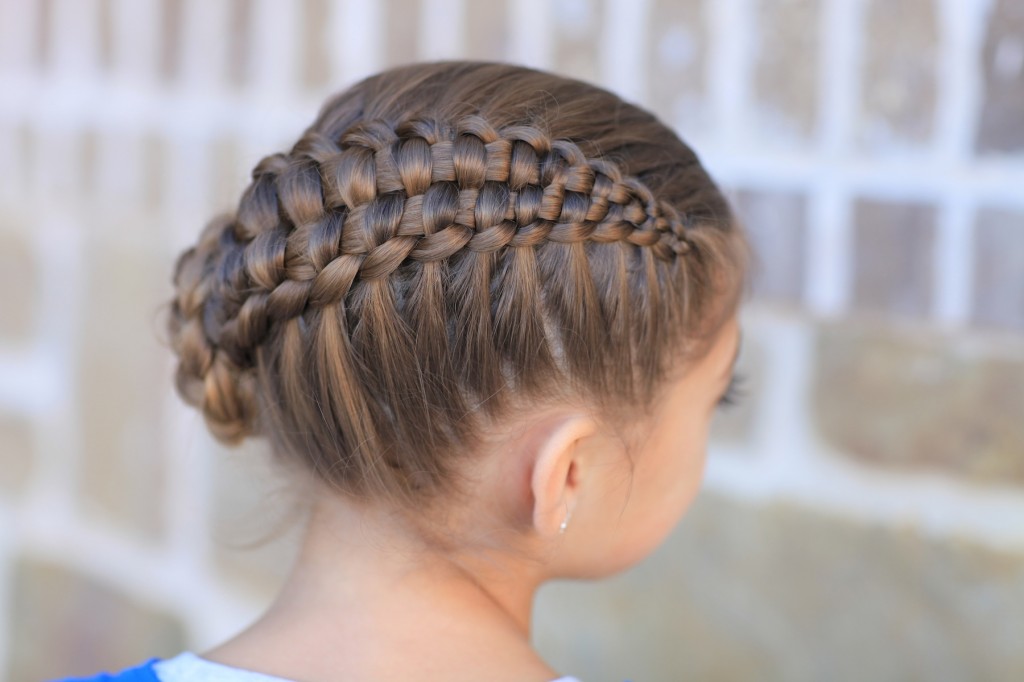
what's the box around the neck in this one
[204,490,559,681]
[283,493,544,635]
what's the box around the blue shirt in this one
[51,651,586,682]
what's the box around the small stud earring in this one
[559,505,572,534]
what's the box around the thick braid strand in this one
[185,116,694,383]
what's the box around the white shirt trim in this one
[152,651,583,682]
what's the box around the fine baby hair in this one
[166,60,751,557]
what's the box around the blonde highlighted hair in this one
[166,61,751,540]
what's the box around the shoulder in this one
[49,657,162,682]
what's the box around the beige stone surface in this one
[535,489,1024,681]
[79,128,100,198]
[159,0,184,83]
[645,0,707,133]
[976,0,1024,153]
[76,234,174,540]
[207,437,306,600]
[860,0,939,147]
[4,2,1023,681]
[7,556,187,682]
[0,221,36,343]
[811,318,1024,485]
[708,321,762,447]
[142,133,167,212]
[734,189,807,304]
[0,412,33,496]
[226,0,254,89]
[209,134,246,215]
[465,0,511,62]
[384,0,423,67]
[301,0,332,92]
[552,0,604,85]
[973,207,1024,331]
[852,198,936,319]
[753,0,821,140]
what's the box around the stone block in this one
[644,0,708,133]
[811,318,1024,486]
[709,314,764,448]
[226,0,254,89]
[79,128,100,198]
[0,124,27,202]
[734,189,807,304]
[35,0,52,70]
[551,0,604,85]
[6,556,187,682]
[209,134,246,215]
[207,437,305,600]
[0,412,33,496]
[852,198,936,319]
[142,132,166,212]
[383,0,422,67]
[17,123,35,197]
[752,0,821,141]
[0,221,37,343]
[860,0,939,148]
[976,0,1024,153]
[465,0,511,61]
[972,207,1024,331]
[535,489,1024,681]
[301,0,332,92]
[97,0,114,72]
[159,0,185,83]
[76,235,174,541]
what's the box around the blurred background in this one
[1,0,1022,680]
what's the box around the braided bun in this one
[166,61,749,517]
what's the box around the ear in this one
[529,412,599,537]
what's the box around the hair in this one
[165,60,751,553]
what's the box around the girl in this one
[61,60,750,682]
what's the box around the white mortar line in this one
[49,0,101,80]
[740,309,815,476]
[332,0,383,86]
[508,0,552,69]
[10,503,262,649]
[21,213,85,517]
[419,0,466,60]
[705,442,1024,553]
[0,0,40,74]
[0,501,12,681]
[108,0,161,84]
[707,0,748,152]
[932,0,988,326]
[696,148,1024,206]
[600,0,650,104]
[0,124,22,204]
[178,0,233,92]
[934,196,975,327]
[707,307,1024,553]
[935,0,989,165]
[3,74,1022,205]
[818,0,861,159]
[806,184,852,315]
[250,0,300,99]
[803,0,862,316]
[0,350,57,413]
[159,376,248,649]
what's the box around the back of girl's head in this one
[166,60,751,550]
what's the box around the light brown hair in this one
[165,61,751,547]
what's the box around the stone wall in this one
[0,1,1021,680]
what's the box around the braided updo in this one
[166,61,750,525]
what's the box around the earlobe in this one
[529,412,597,537]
